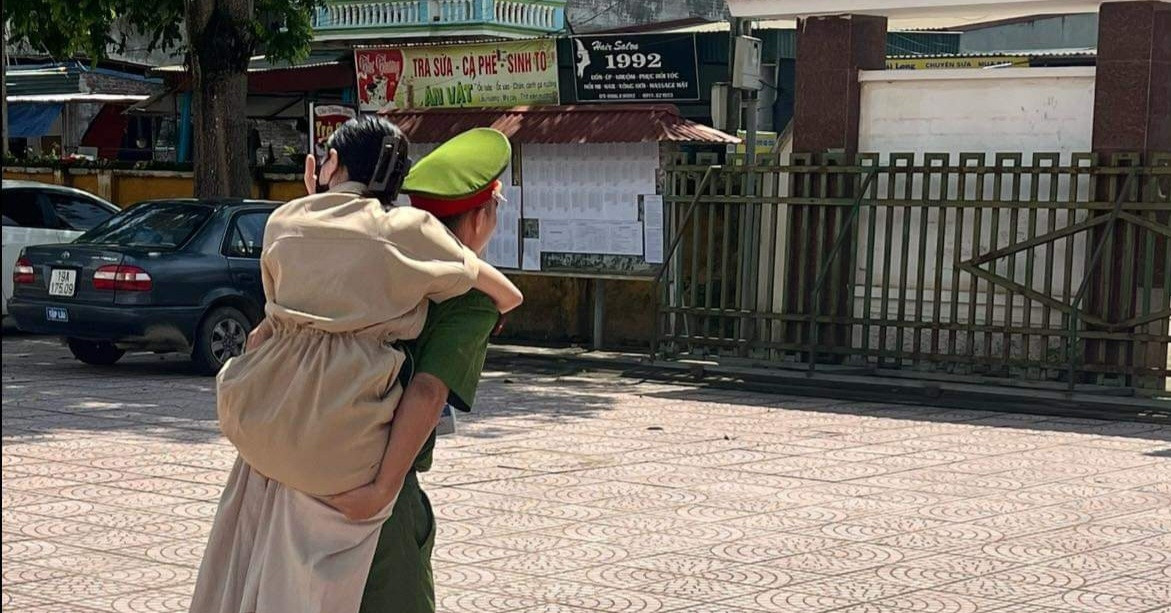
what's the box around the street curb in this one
[487,345,1171,424]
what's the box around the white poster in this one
[539,220,574,252]
[642,194,665,264]
[484,186,521,269]
[522,238,542,271]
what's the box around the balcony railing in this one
[314,0,565,35]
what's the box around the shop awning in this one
[379,105,740,144]
[7,103,63,138]
[7,93,150,104]
[128,90,322,119]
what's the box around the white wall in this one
[858,67,1095,157]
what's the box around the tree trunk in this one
[3,25,9,157]
[186,0,255,198]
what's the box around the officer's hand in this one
[325,480,399,521]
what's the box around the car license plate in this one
[48,269,77,297]
[46,307,69,323]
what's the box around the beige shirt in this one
[216,183,479,496]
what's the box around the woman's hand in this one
[325,479,401,521]
[245,320,273,353]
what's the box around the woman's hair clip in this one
[368,134,411,201]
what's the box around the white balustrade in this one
[316,0,558,30]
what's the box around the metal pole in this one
[592,278,605,351]
[2,26,8,157]
[724,17,743,133]
[744,90,758,172]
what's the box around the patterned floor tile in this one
[4,335,1171,613]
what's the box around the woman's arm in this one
[474,262,523,314]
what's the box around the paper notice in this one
[644,224,664,264]
[539,220,573,252]
[484,187,521,269]
[610,222,644,256]
[603,190,639,221]
[573,221,608,253]
[642,194,664,228]
[522,238,541,271]
[643,194,665,264]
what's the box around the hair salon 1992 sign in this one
[571,34,700,103]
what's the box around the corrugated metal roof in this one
[379,105,740,144]
[658,18,967,33]
[6,66,82,97]
[887,47,1096,58]
[152,51,349,74]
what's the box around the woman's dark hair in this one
[326,115,411,200]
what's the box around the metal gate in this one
[656,152,1171,395]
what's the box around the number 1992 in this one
[604,53,663,69]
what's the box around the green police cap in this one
[403,128,511,216]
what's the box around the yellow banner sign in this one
[731,130,779,155]
[885,56,1030,70]
[355,40,559,112]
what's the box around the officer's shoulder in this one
[432,290,496,313]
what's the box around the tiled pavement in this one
[3,333,1170,613]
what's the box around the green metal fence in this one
[657,152,1171,394]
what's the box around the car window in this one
[75,202,213,249]
[226,212,269,259]
[50,194,116,231]
[0,190,51,228]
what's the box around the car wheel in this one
[66,338,126,366]
[192,306,251,376]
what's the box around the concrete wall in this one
[857,67,1095,158]
[959,13,1098,52]
[1,167,302,206]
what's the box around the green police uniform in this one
[359,291,497,613]
[359,127,512,613]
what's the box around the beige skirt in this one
[189,456,394,613]
[216,328,407,497]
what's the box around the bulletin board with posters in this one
[354,40,559,112]
[405,140,666,280]
[516,142,665,279]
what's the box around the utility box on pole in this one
[732,36,763,91]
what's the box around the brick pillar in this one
[788,14,887,361]
[1089,1,1171,387]
[793,14,887,155]
[1092,1,1171,156]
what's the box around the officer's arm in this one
[372,373,449,495]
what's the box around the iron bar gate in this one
[656,152,1171,395]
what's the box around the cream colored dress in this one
[191,183,479,613]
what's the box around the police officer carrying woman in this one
[189,117,521,613]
